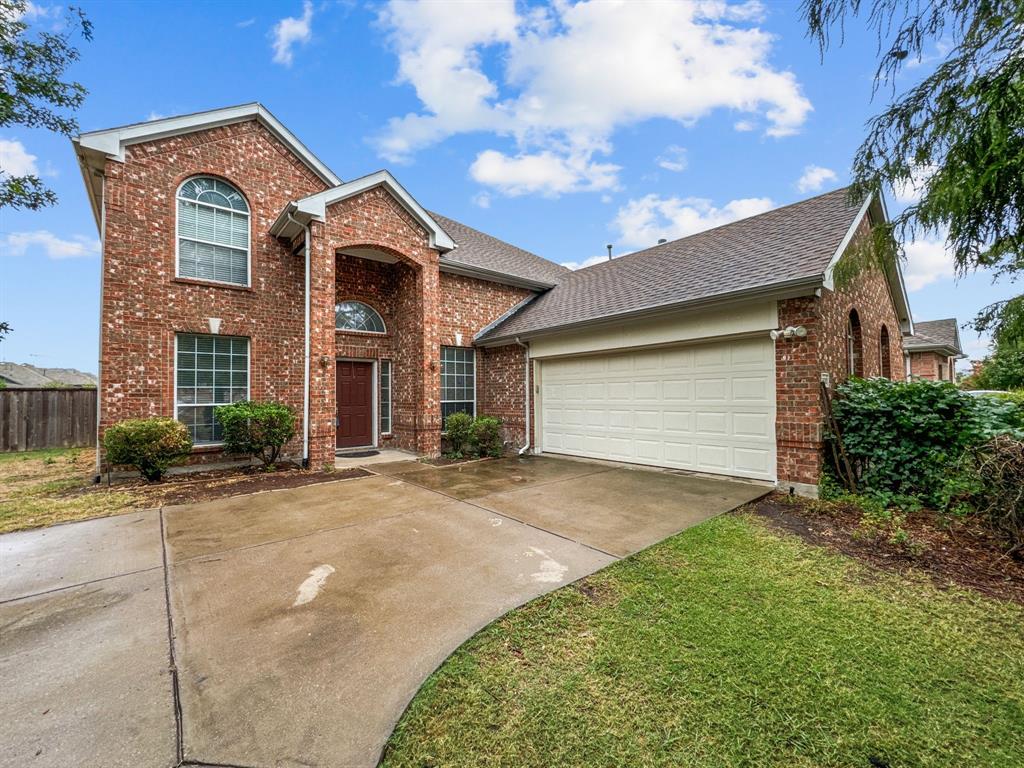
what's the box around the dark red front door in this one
[337,361,373,448]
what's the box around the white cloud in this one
[271,1,313,66]
[237,17,256,28]
[891,164,937,205]
[375,0,812,196]
[796,164,837,193]
[613,194,774,249]
[469,148,619,197]
[560,253,611,271]
[146,111,166,122]
[472,191,491,209]
[2,231,100,260]
[0,138,38,177]
[656,145,688,173]
[733,119,755,132]
[902,235,955,291]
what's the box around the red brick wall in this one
[775,222,906,487]
[909,350,955,381]
[98,119,328,465]
[437,272,533,448]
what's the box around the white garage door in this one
[539,338,776,481]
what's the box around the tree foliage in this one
[0,0,92,210]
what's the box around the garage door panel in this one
[540,338,776,481]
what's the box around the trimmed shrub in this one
[443,411,474,458]
[215,400,296,467]
[827,378,1011,507]
[103,417,192,481]
[472,416,504,458]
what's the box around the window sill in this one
[191,443,225,453]
[173,277,253,292]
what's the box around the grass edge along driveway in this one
[382,513,1024,768]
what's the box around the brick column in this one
[415,253,441,455]
[307,220,337,469]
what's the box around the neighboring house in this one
[73,103,916,495]
[0,362,98,388]
[904,318,965,382]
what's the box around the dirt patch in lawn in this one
[748,493,1024,605]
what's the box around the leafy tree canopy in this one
[0,0,92,210]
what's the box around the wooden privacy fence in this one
[0,388,97,452]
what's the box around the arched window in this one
[879,325,892,379]
[177,176,250,286]
[335,301,386,333]
[846,309,864,378]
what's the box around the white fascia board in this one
[75,103,341,187]
[292,170,456,251]
[822,192,874,291]
[821,190,914,336]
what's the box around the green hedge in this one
[827,378,1023,507]
[103,417,192,481]
[215,400,296,467]
[443,412,505,458]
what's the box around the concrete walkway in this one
[0,456,767,768]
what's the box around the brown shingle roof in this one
[431,212,569,287]
[905,318,963,354]
[478,187,864,342]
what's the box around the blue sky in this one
[0,0,1009,374]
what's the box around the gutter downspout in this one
[288,212,312,468]
[515,337,530,456]
[94,171,106,482]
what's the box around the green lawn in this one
[382,514,1024,768]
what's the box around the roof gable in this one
[73,103,341,227]
[905,318,964,356]
[270,170,455,251]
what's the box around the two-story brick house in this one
[74,103,916,495]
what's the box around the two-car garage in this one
[535,336,777,482]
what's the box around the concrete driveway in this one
[1,455,767,768]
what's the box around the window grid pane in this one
[335,301,386,333]
[176,333,249,445]
[177,177,249,286]
[380,360,392,434]
[440,347,475,420]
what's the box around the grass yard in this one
[382,514,1024,768]
[0,448,138,533]
[0,446,368,535]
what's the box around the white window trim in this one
[440,346,477,420]
[380,358,392,436]
[173,333,251,448]
[175,176,252,288]
[334,300,387,334]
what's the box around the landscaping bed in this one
[751,492,1024,605]
[0,447,368,534]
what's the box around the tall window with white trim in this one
[380,359,392,434]
[175,334,249,444]
[177,177,250,286]
[440,346,475,420]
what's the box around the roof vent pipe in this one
[657,238,667,244]
[606,244,613,260]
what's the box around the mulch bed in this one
[420,456,493,467]
[748,493,1024,605]
[81,464,371,506]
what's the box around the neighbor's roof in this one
[478,187,873,342]
[431,213,570,289]
[904,318,964,356]
[0,363,97,388]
